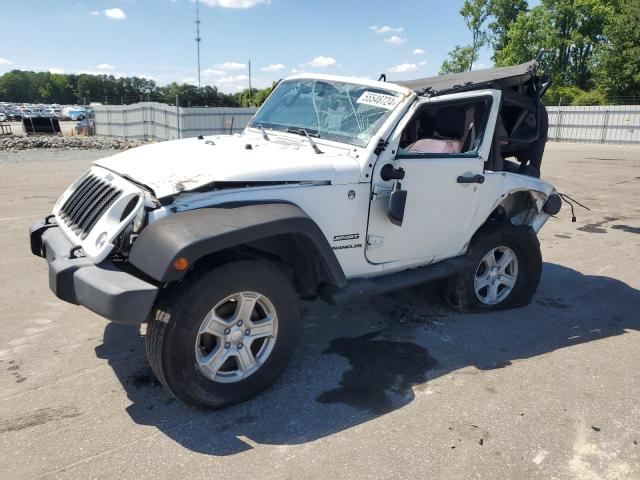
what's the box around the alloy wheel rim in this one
[195,291,278,383]
[474,246,519,305]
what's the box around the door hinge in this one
[371,184,392,201]
[366,235,384,249]
[374,139,389,156]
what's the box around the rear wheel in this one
[444,223,542,311]
[146,260,300,409]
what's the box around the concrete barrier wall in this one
[547,105,640,145]
[93,102,258,140]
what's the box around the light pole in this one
[195,0,202,89]
[248,59,252,106]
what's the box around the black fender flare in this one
[128,203,347,287]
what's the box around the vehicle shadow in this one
[95,262,640,455]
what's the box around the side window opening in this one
[397,98,490,157]
[488,87,548,178]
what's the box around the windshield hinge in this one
[374,139,389,156]
[366,235,384,249]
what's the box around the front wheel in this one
[444,223,542,311]
[146,260,300,409]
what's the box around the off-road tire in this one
[146,259,300,409]
[444,223,542,312]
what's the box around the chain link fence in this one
[93,102,257,140]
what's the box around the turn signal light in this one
[173,257,189,271]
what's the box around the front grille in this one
[58,175,123,240]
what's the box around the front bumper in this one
[29,220,159,324]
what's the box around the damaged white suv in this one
[30,60,562,408]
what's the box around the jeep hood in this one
[93,135,361,198]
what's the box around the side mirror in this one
[387,181,407,226]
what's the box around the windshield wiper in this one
[286,127,323,154]
[252,123,270,141]
[249,123,271,141]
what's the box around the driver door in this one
[366,90,501,265]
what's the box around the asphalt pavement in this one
[1,142,639,479]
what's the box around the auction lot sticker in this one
[356,91,400,110]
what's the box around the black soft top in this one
[394,61,537,97]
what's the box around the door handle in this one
[457,174,485,184]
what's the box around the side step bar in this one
[320,255,473,305]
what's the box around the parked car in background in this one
[0,113,6,122]
[43,108,61,118]
[62,106,87,121]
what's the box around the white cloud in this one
[418,60,427,66]
[218,74,249,84]
[384,36,407,46]
[181,77,198,85]
[78,70,125,78]
[200,0,270,8]
[104,8,126,20]
[369,25,404,34]
[308,56,337,68]
[97,63,114,71]
[412,48,426,55]
[48,68,65,74]
[89,10,100,15]
[214,61,247,71]
[202,68,225,76]
[134,73,157,81]
[214,74,251,93]
[261,63,285,72]
[0,58,14,65]
[388,63,419,74]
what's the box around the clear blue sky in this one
[0,0,533,93]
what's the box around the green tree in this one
[487,0,528,57]
[460,0,490,70]
[0,70,36,102]
[544,84,606,105]
[439,45,478,74]
[494,0,614,89]
[234,83,276,107]
[160,82,240,107]
[494,7,554,67]
[549,0,614,89]
[595,0,640,100]
[76,74,106,103]
[49,73,76,104]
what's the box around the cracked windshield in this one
[249,79,402,147]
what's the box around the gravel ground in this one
[0,135,153,153]
[1,142,639,480]
[0,148,118,165]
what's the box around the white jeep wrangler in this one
[30,61,562,408]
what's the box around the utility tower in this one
[195,0,202,88]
